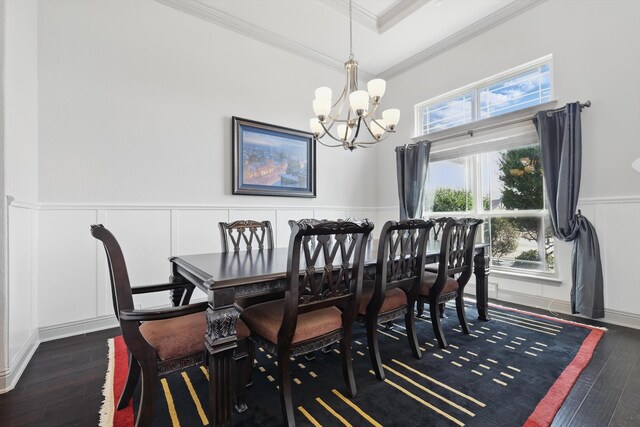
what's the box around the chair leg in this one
[439,302,447,318]
[456,292,470,335]
[404,308,422,360]
[430,301,448,349]
[117,353,140,410]
[417,297,425,318]
[366,315,384,381]
[136,357,158,427]
[277,349,296,427]
[340,325,357,398]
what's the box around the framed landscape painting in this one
[232,117,316,198]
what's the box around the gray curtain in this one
[533,102,604,318]
[396,141,431,220]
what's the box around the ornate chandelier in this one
[309,0,400,151]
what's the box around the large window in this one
[418,57,555,276]
[425,144,554,274]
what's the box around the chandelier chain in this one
[348,0,353,60]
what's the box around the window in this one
[416,56,552,135]
[426,144,554,274]
[418,57,555,276]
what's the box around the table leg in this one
[474,248,491,321]
[205,288,238,427]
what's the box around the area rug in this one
[100,303,605,426]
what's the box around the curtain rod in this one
[423,100,592,144]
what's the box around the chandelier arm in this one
[316,138,344,148]
[359,102,381,120]
[349,117,363,145]
[319,121,354,144]
[360,118,379,141]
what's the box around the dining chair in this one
[240,219,374,427]
[417,217,483,349]
[90,224,253,426]
[219,219,274,252]
[359,218,434,381]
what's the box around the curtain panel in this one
[396,141,431,220]
[533,102,604,318]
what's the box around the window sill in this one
[489,268,563,285]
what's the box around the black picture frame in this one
[232,117,316,198]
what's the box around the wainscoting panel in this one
[103,209,172,310]
[313,209,347,223]
[595,202,640,315]
[174,209,228,255]
[37,209,98,328]
[8,207,37,366]
[30,199,640,340]
[275,209,315,248]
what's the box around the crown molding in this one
[322,0,431,35]
[322,0,378,32]
[379,0,547,80]
[377,0,431,34]
[155,0,375,81]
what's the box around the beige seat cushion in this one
[241,300,342,345]
[140,312,249,361]
[420,271,459,297]
[359,287,407,315]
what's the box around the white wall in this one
[376,0,640,326]
[1,0,40,392]
[37,0,378,206]
[33,0,381,336]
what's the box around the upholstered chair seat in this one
[241,300,342,345]
[419,271,459,297]
[140,314,250,361]
[358,287,407,316]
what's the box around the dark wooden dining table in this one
[168,240,491,426]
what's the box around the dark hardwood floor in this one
[1,301,638,426]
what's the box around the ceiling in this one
[156,0,544,80]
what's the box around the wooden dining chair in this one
[359,218,434,381]
[219,219,274,252]
[240,219,374,427]
[90,224,252,426]
[417,217,483,349]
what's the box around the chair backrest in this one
[219,220,274,252]
[90,224,133,321]
[281,219,374,341]
[371,219,434,310]
[437,218,483,284]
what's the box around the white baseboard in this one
[39,315,119,342]
[496,288,640,330]
[0,331,40,394]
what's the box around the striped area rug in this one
[100,303,604,426]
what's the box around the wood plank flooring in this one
[1,301,639,426]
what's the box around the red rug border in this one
[113,336,134,426]
[105,305,605,427]
[523,327,604,427]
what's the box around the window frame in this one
[414,55,554,136]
